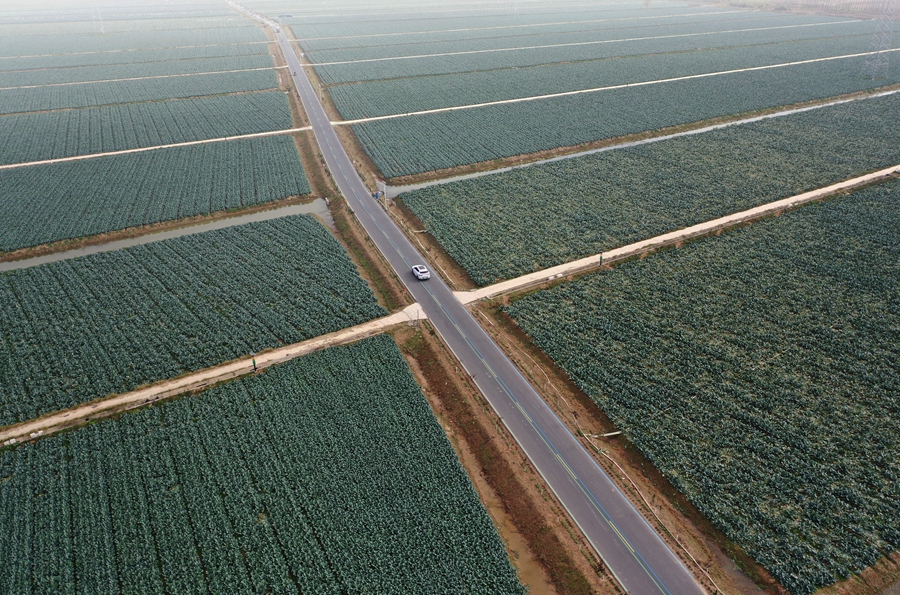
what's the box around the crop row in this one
[0,336,524,594]
[401,90,900,285]
[330,28,879,118]
[0,215,386,426]
[0,91,293,164]
[504,182,900,595]
[0,53,275,88]
[296,7,795,51]
[0,41,268,72]
[0,136,310,252]
[313,18,871,83]
[0,16,255,37]
[0,26,267,59]
[0,69,278,114]
[356,54,900,178]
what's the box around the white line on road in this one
[0,127,311,170]
[456,163,900,304]
[332,48,900,125]
[307,21,861,66]
[0,66,286,90]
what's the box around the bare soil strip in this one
[0,65,286,91]
[0,303,426,447]
[455,163,900,304]
[308,21,858,66]
[0,126,311,170]
[333,48,900,125]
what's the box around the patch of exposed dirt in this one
[391,323,620,595]
[815,553,900,595]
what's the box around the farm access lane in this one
[0,303,428,447]
[248,8,707,595]
[456,162,900,304]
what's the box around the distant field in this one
[0,335,524,595]
[0,42,269,71]
[0,136,310,251]
[276,0,898,176]
[0,68,278,114]
[0,53,275,87]
[0,92,294,164]
[0,216,386,426]
[402,91,900,285]
[0,26,267,57]
[504,182,900,595]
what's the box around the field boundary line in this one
[308,21,861,66]
[386,88,900,196]
[0,66,286,91]
[0,126,312,170]
[0,303,427,446]
[0,41,271,61]
[455,163,900,304]
[295,10,747,43]
[333,48,900,125]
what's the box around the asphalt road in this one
[242,9,707,593]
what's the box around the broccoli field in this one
[504,181,900,595]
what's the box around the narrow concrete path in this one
[456,163,900,304]
[386,88,900,198]
[0,66,287,91]
[334,48,900,126]
[0,303,427,446]
[0,126,311,170]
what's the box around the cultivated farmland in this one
[0,215,386,426]
[0,92,294,165]
[0,136,310,252]
[402,90,900,285]
[504,182,900,595]
[0,335,525,594]
[280,0,899,176]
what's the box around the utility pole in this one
[866,0,898,79]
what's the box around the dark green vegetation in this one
[0,336,525,595]
[0,92,294,164]
[0,136,310,252]
[0,69,278,114]
[403,91,900,285]
[504,182,900,595]
[0,216,386,426]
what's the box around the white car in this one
[411,265,431,280]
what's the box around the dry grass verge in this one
[392,322,619,595]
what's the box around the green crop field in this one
[504,182,900,595]
[0,69,278,114]
[0,92,294,165]
[0,135,310,251]
[0,53,274,88]
[272,0,899,176]
[0,335,525,595]
[0,42,269,72]
[402,91,900,285]
[0,215,386,426]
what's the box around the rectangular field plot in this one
[0,68,278,114]
[0,53,275,88]
[0,42,269,72]
[503,182,900,595]
[0,92,294,165]
[0,216,386,426]
[0,135,310,252]
[0,335,525,595]
[0,26,267,58]
[401,91,900,285]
